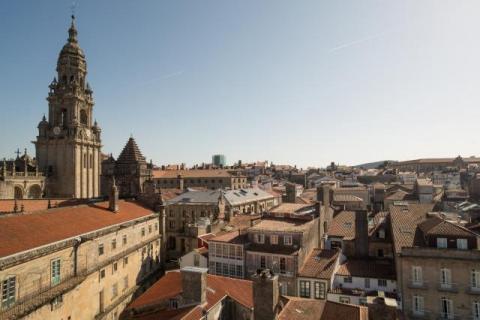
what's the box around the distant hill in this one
[353,160,397,170]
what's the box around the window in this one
[111,283,118,299]
[260,256,266,269]
[440,297,453,319]
[169,299,178,309]
[299,281,311,298]
[280,258,286,274]
[270,235,278,245]
[365,278,370,288]
[437,237,448,248]
[122,235,127,246]
[1,276,16,308]
[280,282,288,295]
[377,249,384,257]
[155,223,158,231]
[123,256,129,267]
[343,276,352,283]
[50,294,63,310]
[51,259,61,285]
[141,228,146,237]
[169,221,175,229]
[339,296,350,304]
[123,276,128,291]
[378,279,387,288]
[256,234,265,244]
[223,264,229,275]
[472,270,480,289]
[378,229,385,239]
[149,225,152,234]
[98,243,104,256]
[284,235,293,245]
[457,238,468,250]
[111,239,117,250]
[412,295,424,315]
[473,301,480,320]
[440,268,452,287]
[412,266,423,285]
[236,265,243,277]
[229,264,236,277]
[99,269,106,280]
[99,290,105,313]
[215,262,221,275]
[314,282,325,299]
[112,262,118,274]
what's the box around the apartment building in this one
[0,199,161,320]
[152,169,247,190]
[245,216,319,295]
[208,231,247,279]
[390,203,480,319]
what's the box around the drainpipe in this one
[73,237,82,276]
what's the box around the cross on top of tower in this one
[15,148,21,159]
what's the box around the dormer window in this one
[437,237,448,249]
[377,229,386,239]
[457,238,468,250]
[169,298,178,309]
[255,234,265,244]
[284,235,293,246]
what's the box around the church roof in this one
[117,137,147,164]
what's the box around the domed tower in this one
[34,16,101,198]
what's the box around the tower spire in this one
[68,15,78,43]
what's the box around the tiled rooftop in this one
[336,259,396,280]
[0,200,154,258]
[327,211,356,240]
[298,249,340,280]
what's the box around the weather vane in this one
[70,1,77,18]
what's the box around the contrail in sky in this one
[329,30,391,53]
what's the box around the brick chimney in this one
[252,269,279,320]
[181,267,207,305]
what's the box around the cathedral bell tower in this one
[34,16,101,198]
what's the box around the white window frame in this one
[412,266,423,285]
[412,295,424,315]
[437,237,448,248]
[457,238,468,250]
[284,235,293,245]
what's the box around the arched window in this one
[28,185,42,199]
[80,109,88,125]
[14,186,23,199]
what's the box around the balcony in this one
[437,283,459,293]
[437,312,460,320]
[407,280,428,289]
[466,286,480,295]
[408,310,431,319]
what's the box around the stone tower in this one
[101,137,152,198]
[34,16,101,198]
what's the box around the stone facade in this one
[0,151,45,199]
[101,137,152,198]
[0,207,161,320]
[32,16,101,199]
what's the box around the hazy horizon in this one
[1,1,480,168]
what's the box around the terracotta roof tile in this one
[127,271,253,319]
[389,203,435,254]
[0,199,84,213]
[336,259,396,280]
[327,211,356,240]
[298,249,339,279]
[152,169,237,179]
[0,200,154,257]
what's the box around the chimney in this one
[177,174,184,190]
[109,177,119,212]
[181,267,207,305]
[252,269,279,320]
[285,183,296,203]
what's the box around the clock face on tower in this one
[53,126,61,135]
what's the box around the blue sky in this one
[1,1,480,168]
